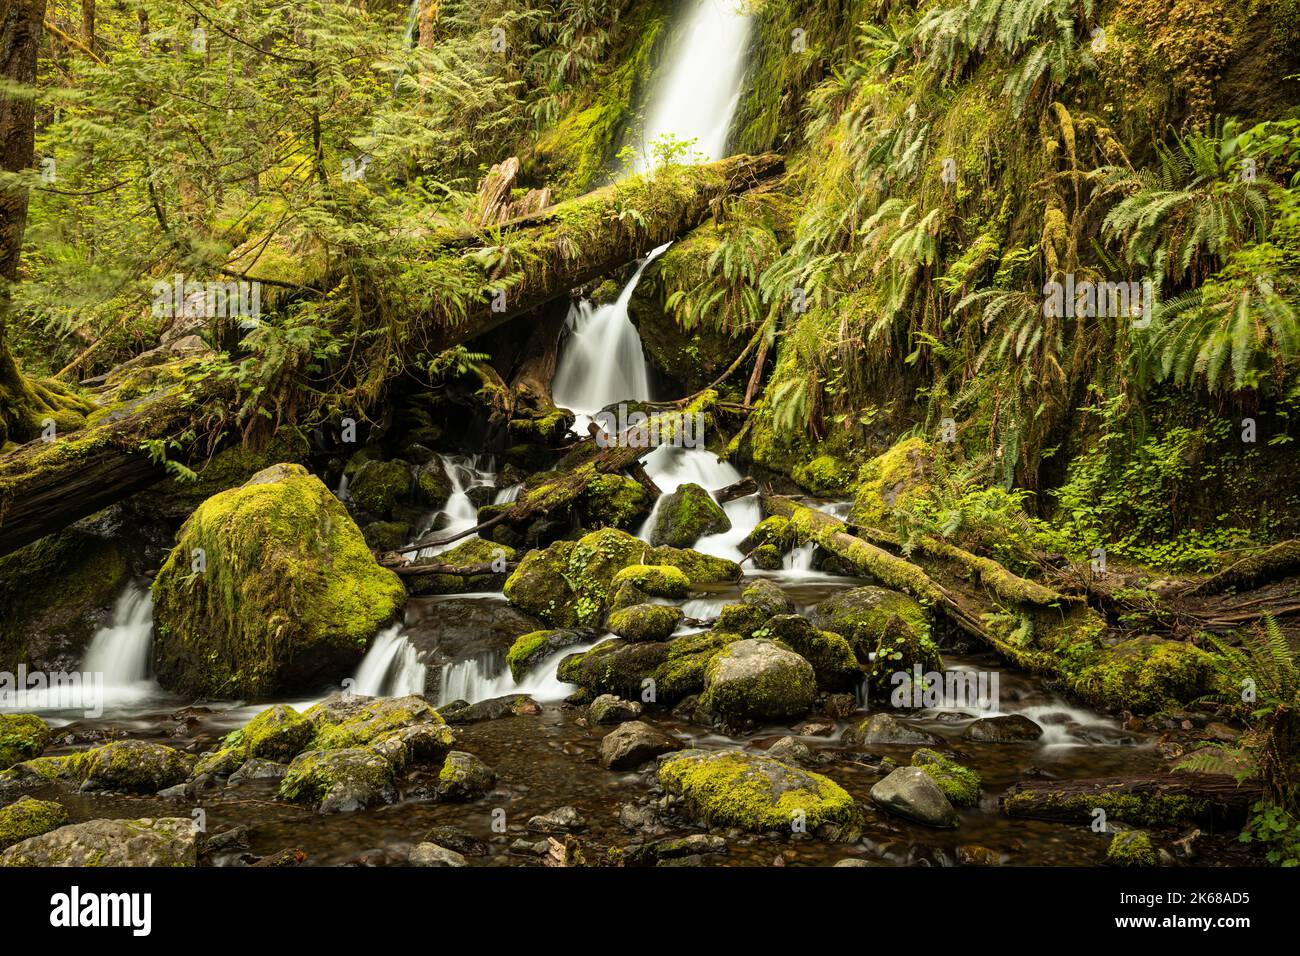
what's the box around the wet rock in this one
[0,817,197,867]
[650,483,731,548]
[750,545,784,570]
[279,748,397,813]
[608,603,684,643]
[765,736,821,766]
[74,740,195,794]
[609,564,691,599]
[741,578,795,616]
[764,615,859,691]
[406,539,518,595]
[228,758,288,785]
[151,464,406,697]
[0,796,68,851]
[305,693,454,761]
[435,751,497,801]
[599,721,683,770]
[956,845,1001,866]
[409,842,469,867]
[657,749,859,836]
[506,628,597,681]
[795,720,837,737]
[528,806,586,833]
[700,639,816,722]
[240,704,313,762]
[649,833,727,860]
[510,838,550,856]
[361,520,410,552]
[843,713,941,746]
[809,586,939,694]
[963,714,1043,742]
[833,858,877,867]
[422,825,491,857]
[715,601,771,638]
[1107,829,1155,867]
[350,458,414,519]
[870,767,960,828]
[618,802,664,834]
[589,694,642,725]
[440,694,542,724]
[0,714,50,771]
[911,749,981,807]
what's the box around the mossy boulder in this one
[435,751,497,801]
[77,740,195,793]
[557,639,670,698]
[0,797,68,851]
[414,459,452,509]
[361,520,411,552]
[716,602,771,638]
[233,704,313,763]
[303,694,454,760]
[610,564,690,598]
[700,639,816,723]
[847,436,934,529]
[809,585,940,695]
[504,527,738,627]
[654,630,741,699]
[793,453,857,496]
[912,749,981,807]
[575,473,653,531]
[0,817,198,867]
[0,714,50,771]
[608,603,683,642]
[870,766,960,828]
[151,463,406,697]
[1073,637,1217,715]
[657,749,859,835]
[505,627,595,681]
[751,544,784,570]
[1107,829,1156,867]
[741,578,795,616]
[649,483,731,548]
[764,616,860,691]
[279,748,398,813]
[349,458,414,519]
[407,539,516,595]
[740,515,798,554]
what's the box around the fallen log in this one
[714,476,757,503]
[385,559,520,578]
[1001,773,1262,828]
[1187,540,1300,597]
[0,154,782,557]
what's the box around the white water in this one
[628,0,754,170]
[352,624,427,697]
[635,444,761,561]
[414,454,497,559]
[435,640,602,707]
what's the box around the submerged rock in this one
[439,694,541,724]
[700,639,816,722]
[599,720,683,770]
[963,714,1043,742]
[870,766,960,828]
[843,713,941,746]
[0,714,50,771]
[650,482,731,548]
[151,463,406,697]
[657,749,859,836]
[0,817,198,867]
[421,825,491,857]
[0,796,68,851]
[528,806,586,833]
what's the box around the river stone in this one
[77,740,196,793]
[0,714,50,771]
[649,483,731,548]
[0,817,198,867]
[870,766,960,828]
[763,615,859,690]
[349,458,414,519]
[506,628,598,681]
[304,693,454,760]
[528,806,586,833]
[240,704,312,762]
[435,751,497,801]
[590,694,642,725]
[409,842,468,867]
[421,825,491,857]
[599,721,683,770]
[657,749,859,835]
[766,736,819,766]
[700,639,816,722]
[741,579,795,616]
[963,714,1043,742]
[808,586,939,693]
[151,464,406,697]
[608,603,684,642]
[0,796,68,851]
[843,713,941,746]
[227,758,288,785]
[279,748,398,813]
[609,564,691,599]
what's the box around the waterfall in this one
[352,625,427,697]
[414,454,497,559]
[435,640,602,707]
[82,583,155,689]
[629,0,754,170]
[635,445,760,561]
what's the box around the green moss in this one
[408,538,516,595]
[361,520,410,552]
[607,603,683,642]
[577,473,651,531]
[765,615,860,691]
[650,482,730,548]
[1107,829,1156,867]
[716,602,771,638]
[654,630,740,699]
[240,704,312,762]
[657,750,860,834]
[278,747,396,807]
[912,749,982,807]
[505,628,591,681]
[349,459,413,519]
[0,714,50,771]
[751,544,783,569]
[793,453,857,496]
[304,695,451,753]
[609,563,690,598]
[700,639,817,721]
[151,463,406,696]
[810,585,938,692]
[1072,637,1217,715]
[0,796,68,851]
[1003,785,1209,827]
[848,437,933,529]
[76,740,195,792]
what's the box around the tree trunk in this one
[1001,773,1262,828]
[80,0,92,52]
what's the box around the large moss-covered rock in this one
[847,436,934,529]
[504,527,738,627]
[303,694,454,759]
[0,817,198,867]
[1072,636,1217,714]
[557,629,743,702]
[575,473,653,531]
[650,483,731,548]
[912,749,981,807]
[764,615,860,691]
[699,639,816,722]
[407,539,516,595]
[809,585,940,695]
[657,749,859,835]
[279,748,398,813]
[0,796,68,851]
[609,564,690,598]
[870,766,960,828]
[231,704,313,763]
[435,751,497,801]
[349,458,414,519]
[608,603,683,642]
[151,463,406,697]
[76,740,195,793]
[0,714,50,771]
[506,628,596,681]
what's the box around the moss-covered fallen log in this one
[1001,773,1262,828]
[0,155,782,557]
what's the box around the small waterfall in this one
[435,640,602,707]
[493,482,523,505]
[783,541,817,573]
[629,0,754,170]
[551,244,668,426]
[82,583,155,689]
[352,625,427,698]
[636,445,760,561]
[414,454,496,559]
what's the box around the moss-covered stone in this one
[650,482,731,548]
[657,749,859,835]
[435,751,496,801]
[809,585,940,694]
[0,714,50,771]
[609,563,691,598]
[0,796,68,851]
[1107,829,1156,867]
[912,749,982,807]
[1073,636,1217,715]
[151,463,406,697]
[0,816,198,867]
[236,704,313,763]
[764,615,860,691]
[557,638,670,698]
[279,747,398,813]
[349,458,414,519]
[414,459,451,509]
[700,638,816,722]
[361,520,411,552]
[847,436,934,530]
[608,603,684,642]
[76,740,195,793]
[407,538,516,595]
[741,578,795,616]
[751,544,784,570]
[740,515,797,554]
[716,602,771,638]
[576,473,653,531]
[506,628,594,681]
[303,694,453,758]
